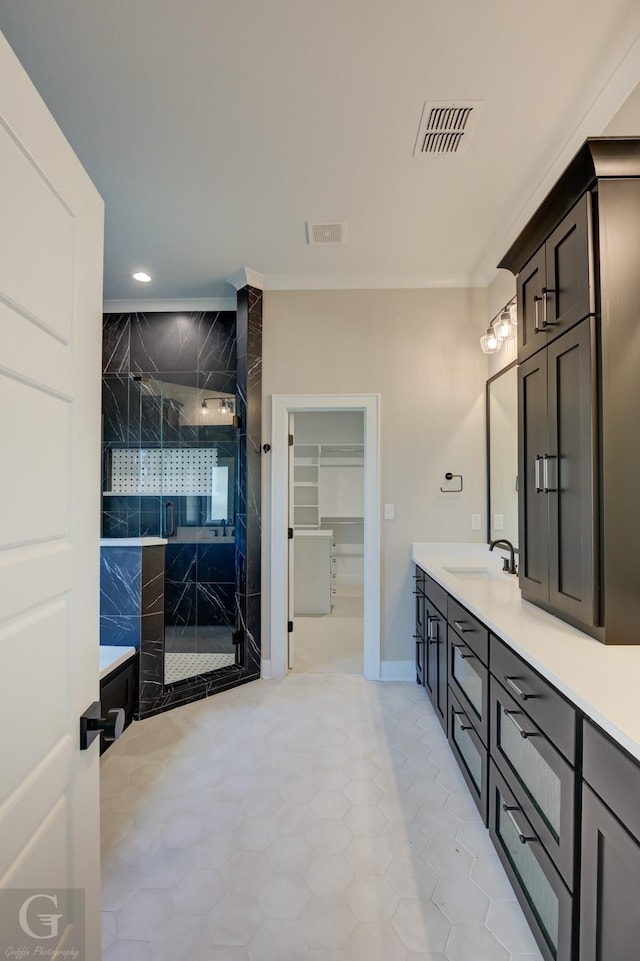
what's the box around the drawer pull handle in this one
[453,620,472,634]
[504,710,539,739]
[451,641,474,660]
[452,708,473,731]
[502,804,537,844]
[504,675,538,701]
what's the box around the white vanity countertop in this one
[100,537,168,547]
[412,542,640,763]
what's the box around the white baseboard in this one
[261,659,272,679]
[380,660,415,682]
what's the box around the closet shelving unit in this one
[293,443,364,590]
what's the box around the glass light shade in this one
[494,310,513,339]
[480,327,503,354]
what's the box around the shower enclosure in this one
[101,300,262,713]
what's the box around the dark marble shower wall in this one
[101,305,262,716]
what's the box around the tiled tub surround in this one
[100,540,166,651]
[102,298,262,717]
[411,543,640,761]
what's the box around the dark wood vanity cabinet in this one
[518,318,597,630]
[580,723,640,961]
[414,566,426,685]
[500,137,640,644]
[419,571,448,732]
[517,193,594,364]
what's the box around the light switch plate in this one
[384,503,395,520]
[494,513,504,531]
[471,513,482,530]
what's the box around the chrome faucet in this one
[489,538,518,575]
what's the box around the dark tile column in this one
[235,284,262,679]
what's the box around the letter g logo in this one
[18,893,63,940]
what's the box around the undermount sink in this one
[442,565,490,576]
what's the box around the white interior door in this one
[287,413,295,669]
[0,33,104,957]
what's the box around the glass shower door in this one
[156,376,239,684]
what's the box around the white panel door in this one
[287,414,295,668]
[0,32,104,958]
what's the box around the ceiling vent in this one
[414,100,483,156]
[306,221,347,245]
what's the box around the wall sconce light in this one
[480,297,517,354]
[201,396,235,415]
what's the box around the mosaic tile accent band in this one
[109,447,219,494]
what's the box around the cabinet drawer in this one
[447,597,488,665]
[583,722,640,842]
[490,635,576,763]
[490,677,576,888]
[448,627,489,745]
[489,760,573,961]
[448,688,488,824]
[424,572,447,617]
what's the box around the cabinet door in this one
[518,351,549,605]
[544,193,594,345]
[580,784,640,961]
[425,603,447,732]
[547,320,597,628]
[517,244,547,362]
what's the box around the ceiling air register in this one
[414,101,483,155]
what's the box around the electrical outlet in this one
[494,513,504,531]
[471,513,482,531]
[384,503,395,520]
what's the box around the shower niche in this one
[101,303,262,714]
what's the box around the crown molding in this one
[103,297,236,313]
[226,267,265,291]
[263,272,476,291]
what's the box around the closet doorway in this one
[270,394,381,680]
[291,410,364,673]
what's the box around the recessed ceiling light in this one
[132,271,151,283]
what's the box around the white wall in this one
[294,410,364,446]
[262,287,488,664]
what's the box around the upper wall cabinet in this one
[500,138,640,644]
[517,194,594,363]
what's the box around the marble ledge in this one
[412,541,640,764]
[99,645,137,679]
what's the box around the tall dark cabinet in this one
[499,138,640,644]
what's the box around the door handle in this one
[534,455,543,493]
[543,455,557,493]
[164,500,176,537]
[533,295,543,333]
[542,287,553,327]
[80,702,125,750]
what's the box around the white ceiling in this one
[2,1,640,304]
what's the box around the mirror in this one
[487,362,518,547]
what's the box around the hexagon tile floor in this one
[101,673,543,961]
